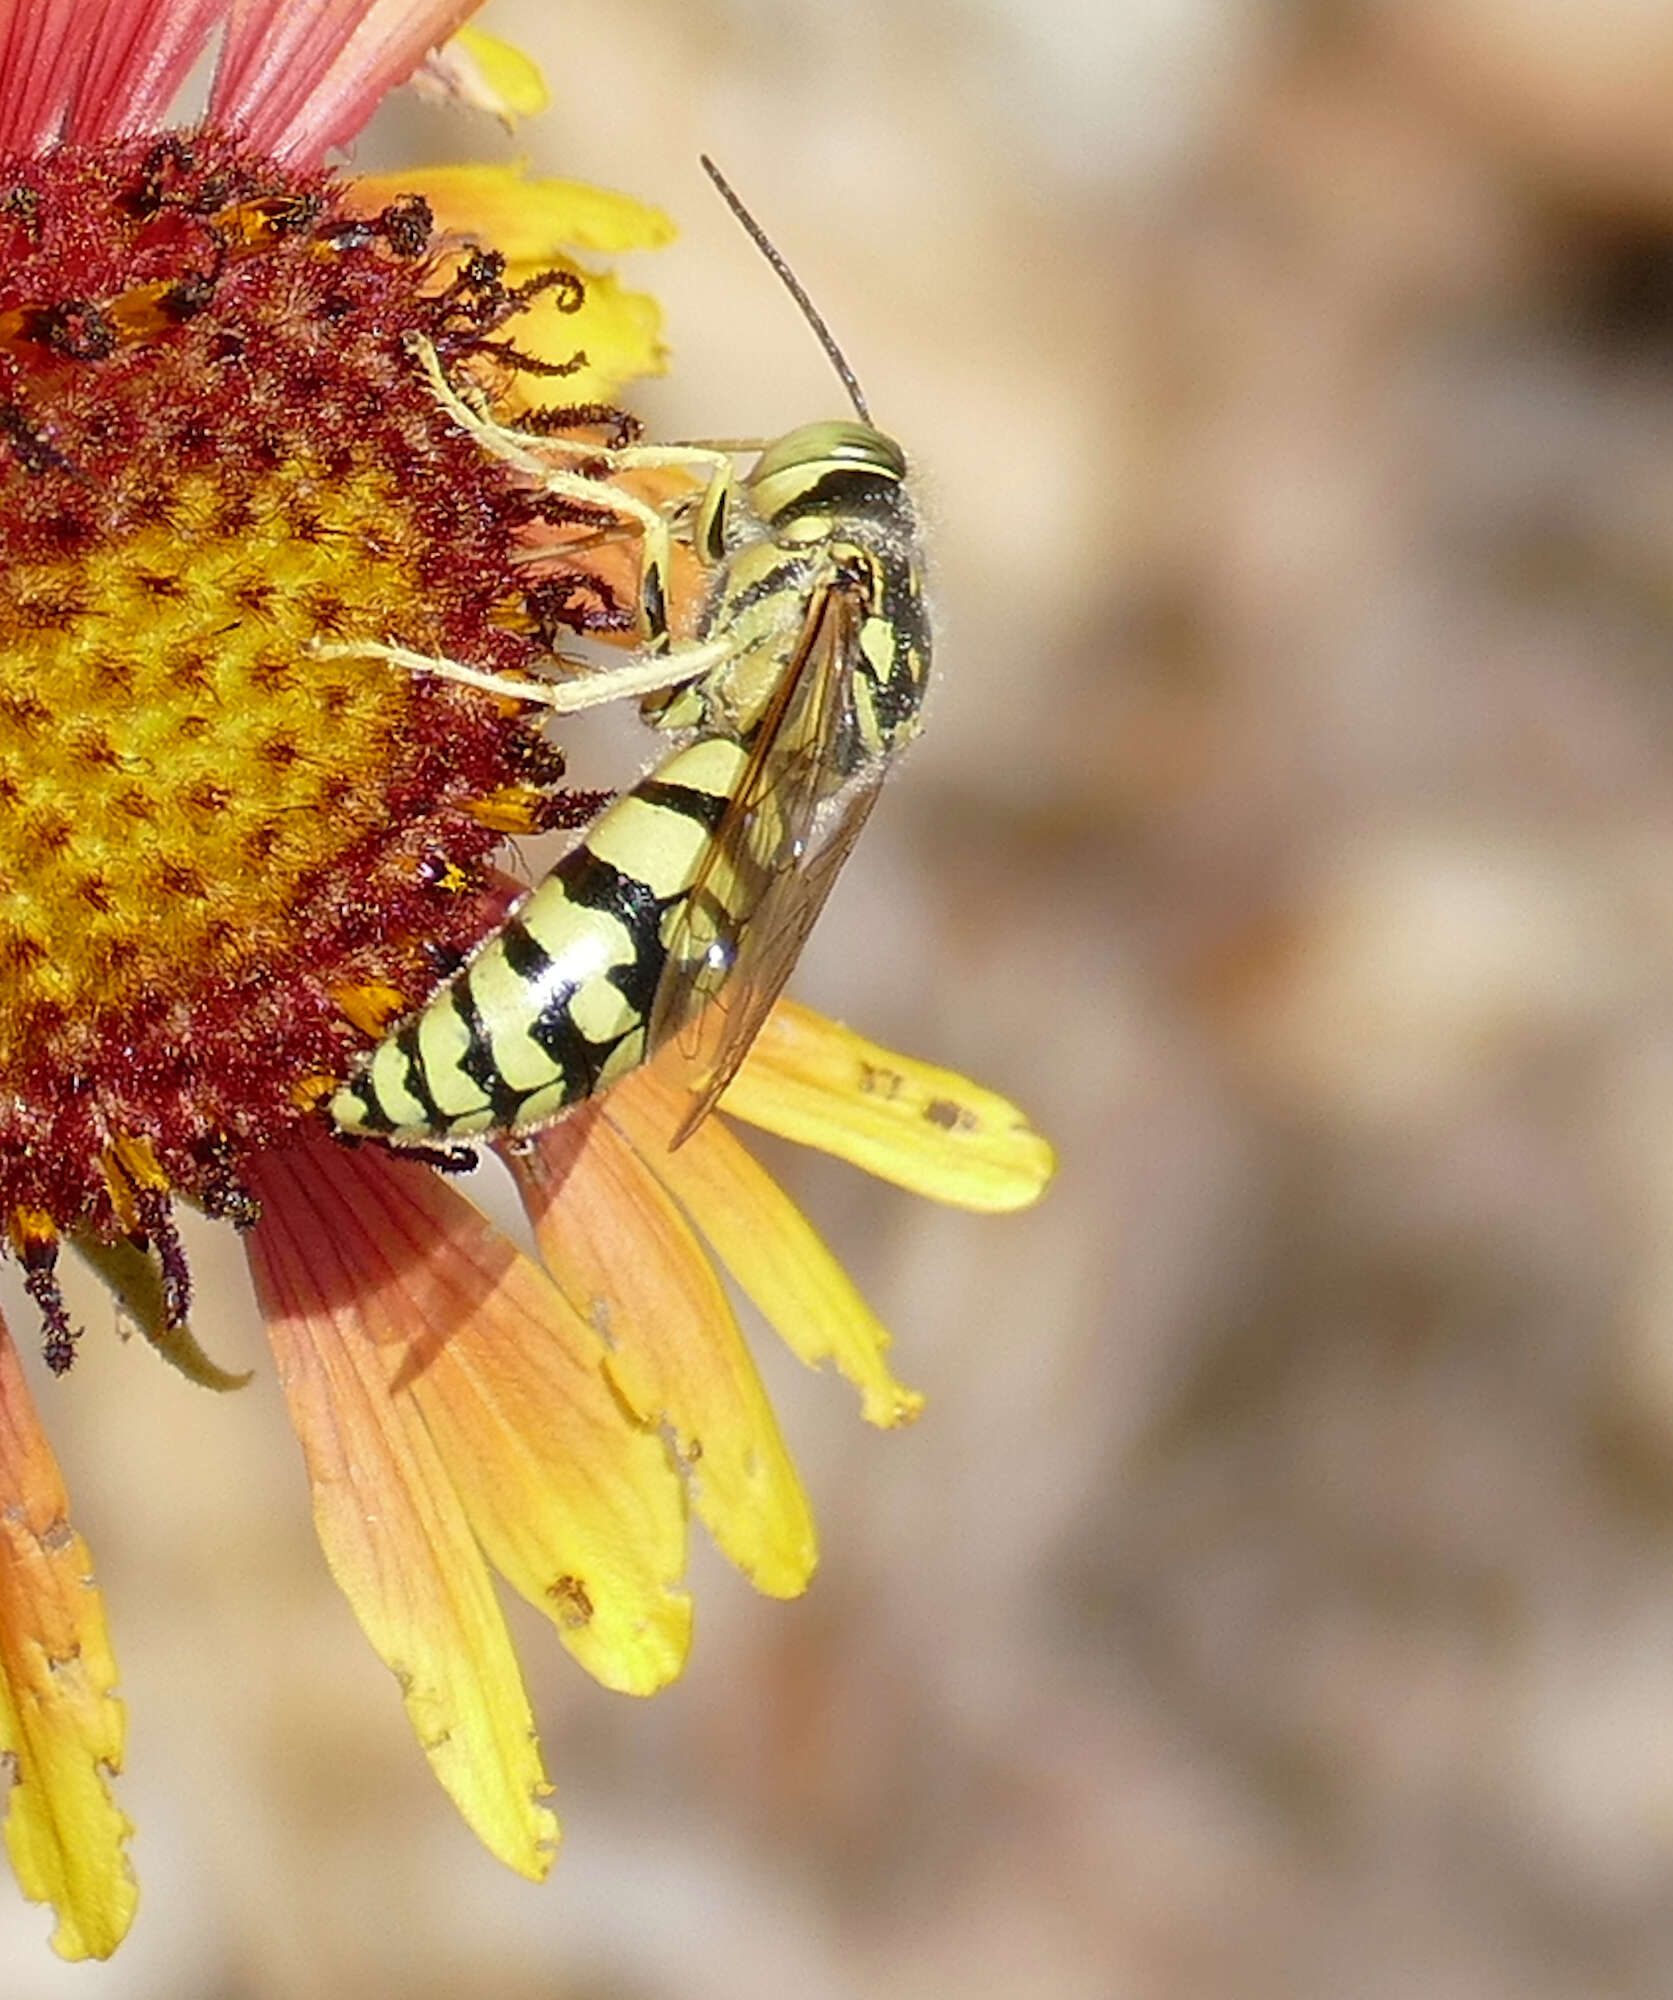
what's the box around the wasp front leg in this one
[312,454,747,713]
[406,333,740,651]
[544,439,749,651]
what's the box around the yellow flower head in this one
[0,0,1055,1963]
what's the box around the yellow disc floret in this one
[0,463,439,1032]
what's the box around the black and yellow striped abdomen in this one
[329,735,748,1143]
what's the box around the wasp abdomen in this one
[330,735,748,1143]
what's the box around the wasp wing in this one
[647,573,879,1145]
[663,769,882,1148]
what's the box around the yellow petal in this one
[348,165,672,401]
[510,1106,818,1600]
[609,1065,923,1429]
[248,1149,558,1878]
[0,1312,135,1960]
[420,27,550,123]
[252,1140,692,1699]
[352,163,676,258]
[501,263,668,405]
[721,1001,1058,1213]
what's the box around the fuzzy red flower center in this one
[0,131,605,1361]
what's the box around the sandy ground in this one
[17,2,1673,1994]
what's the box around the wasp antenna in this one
[699,153,872,425]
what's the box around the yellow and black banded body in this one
[330,417,930,1148]
[332,735,747,1140]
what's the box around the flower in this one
[0,0,1055,1963]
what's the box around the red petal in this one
[213,0,485,163]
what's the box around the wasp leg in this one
[315,636,735,712]
[408,334,733,650]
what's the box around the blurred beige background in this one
[19,0,1673,1992]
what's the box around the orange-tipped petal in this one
[722,1001,1058,1213]
[0,1310,135,1960]
[250,1141,692,1697]
[247,1147,558,1877]
[510,1107,818,1601]
[609,1065,924,1430]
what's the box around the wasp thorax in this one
[0,131,595,1348]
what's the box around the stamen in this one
[196,1170,262,1232]
[110,1132,171,1194]
[291,1073,342,1115]
[466,785,555,835]
[16,1221,77,1374]
[470,338,588,378]
[332,981,410,1037]
[132,1187,190,1330]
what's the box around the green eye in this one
[747,422,907,523]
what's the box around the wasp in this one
[329,159,930,1151]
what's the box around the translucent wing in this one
[648,572,879,1145]
[663,770,881,1148]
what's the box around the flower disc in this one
[0,131,585,1264]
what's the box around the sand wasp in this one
[329,159,930,1150]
